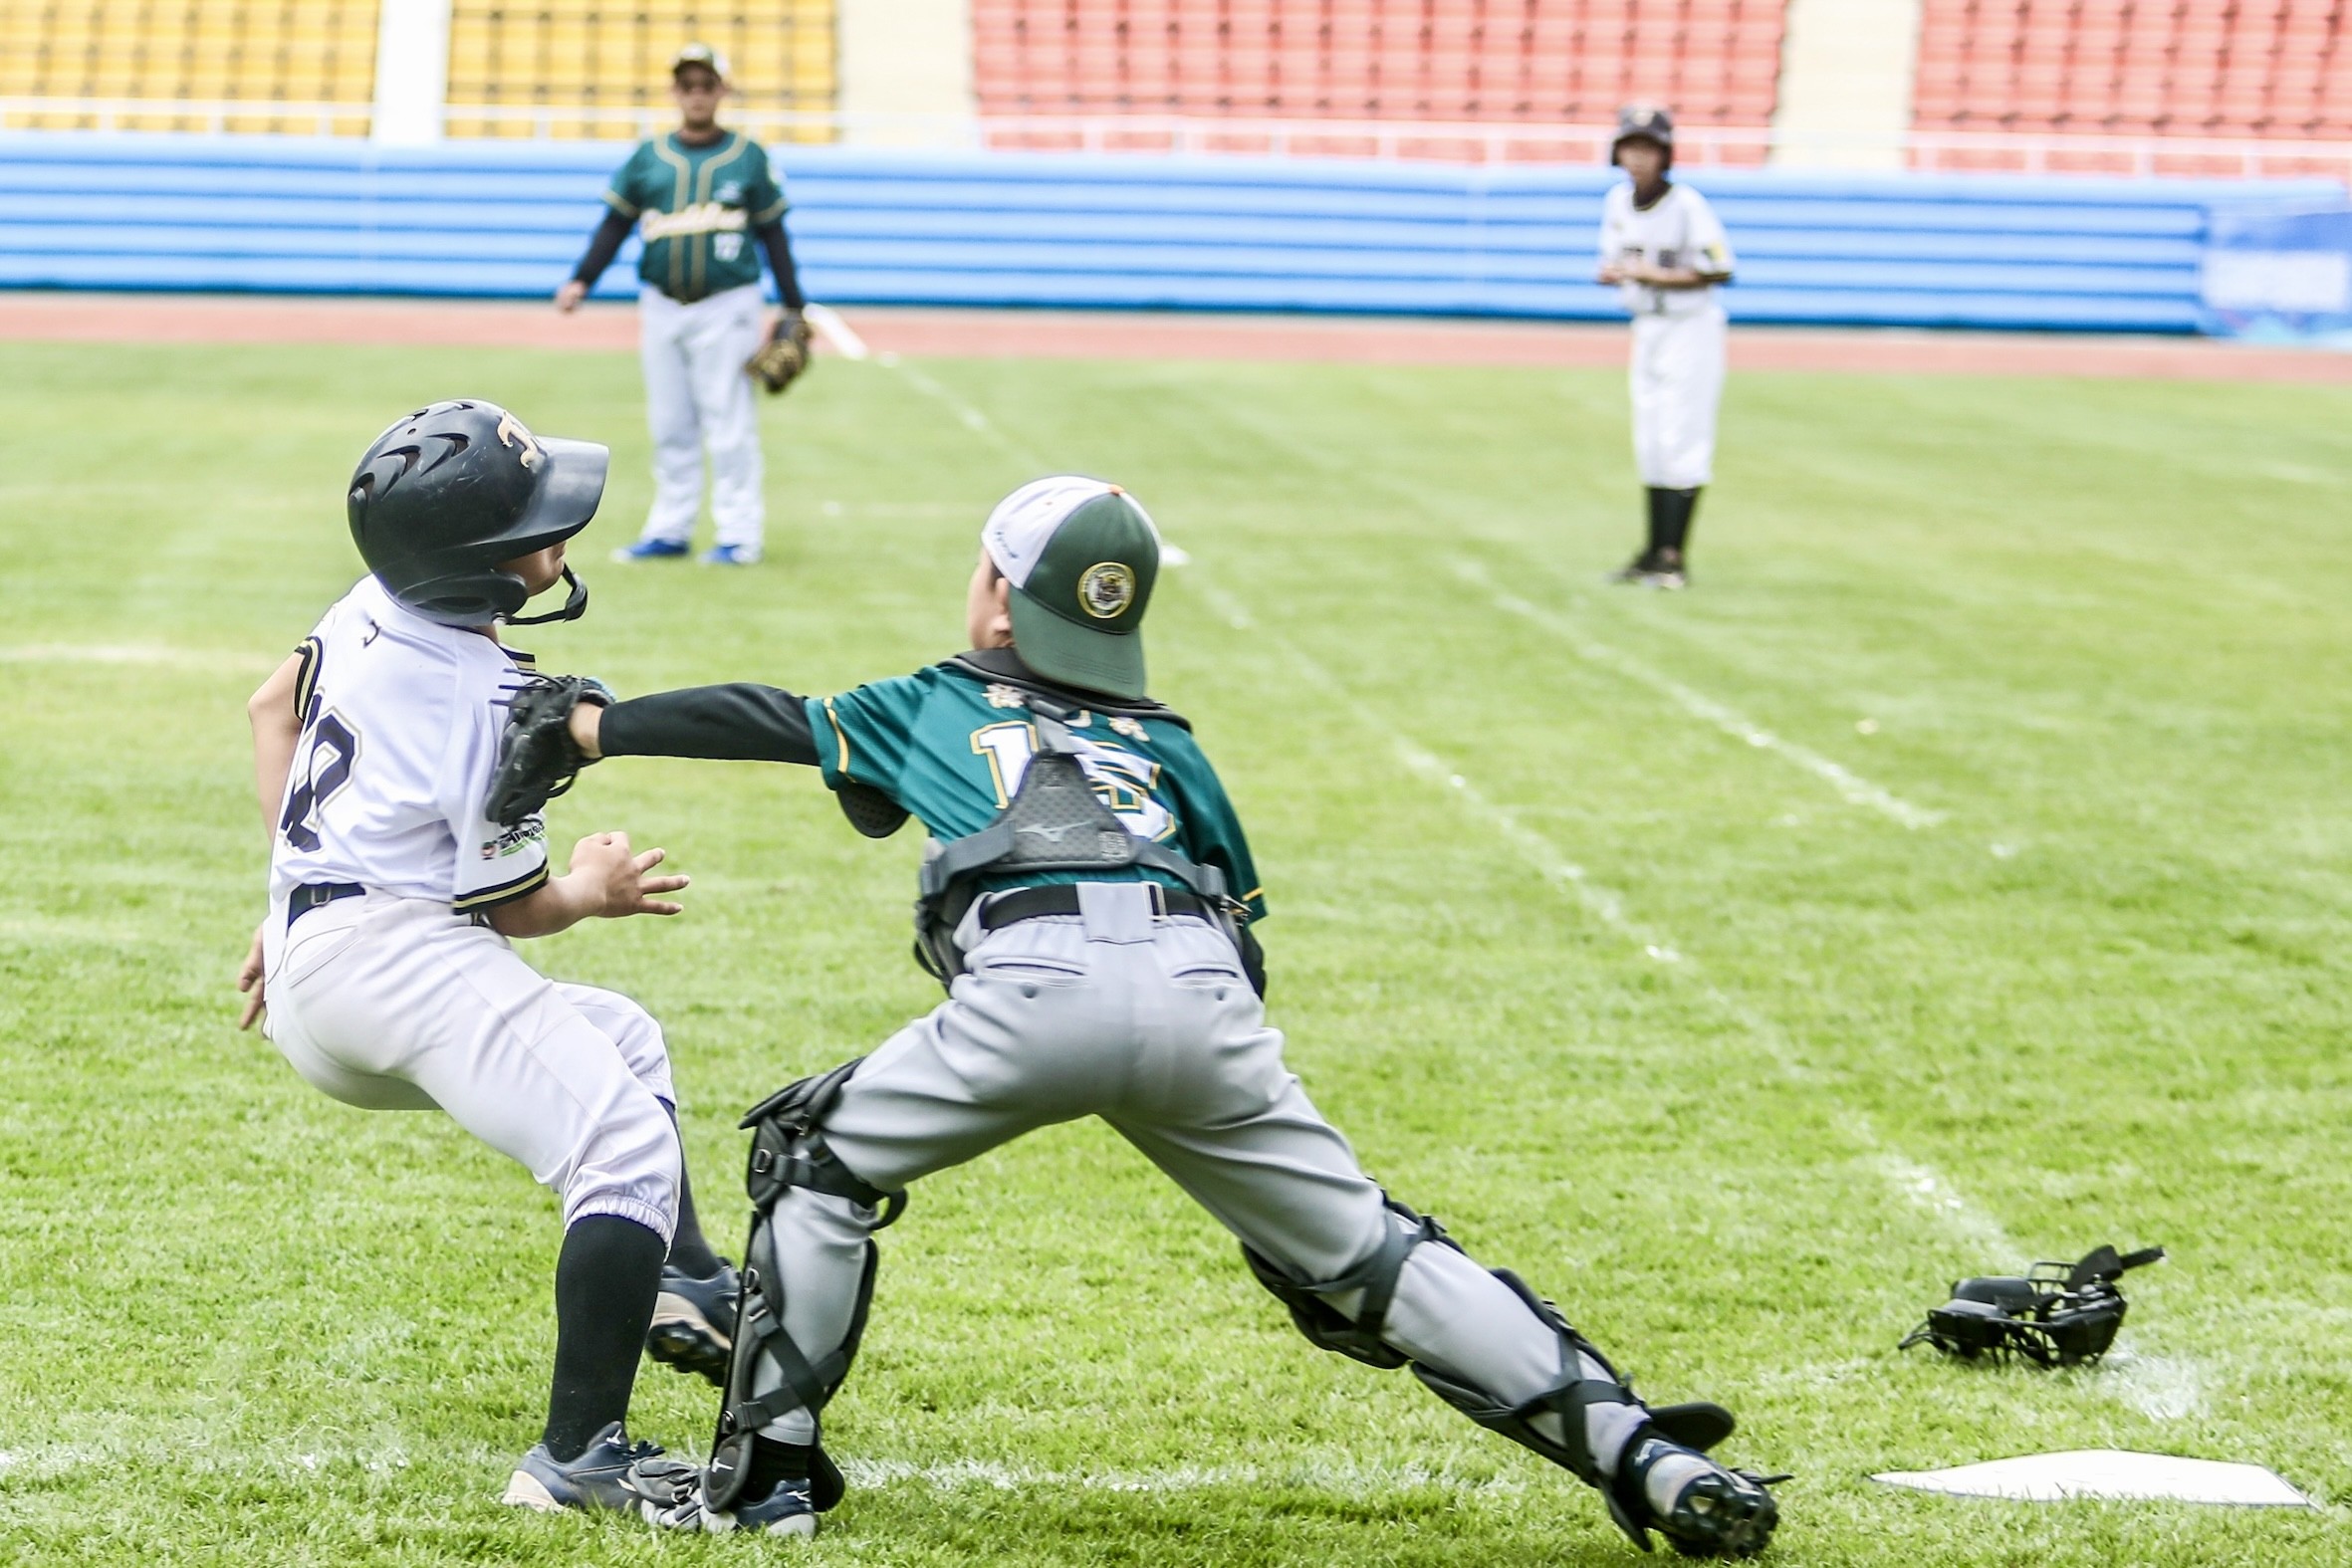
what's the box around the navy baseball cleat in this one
[1617,1433,1781,1558]
[611,538,690,561]
[647,1258,739,1385]
[501,1422,699,1518]
[706,1476,821,1537]
[698,544,762,565]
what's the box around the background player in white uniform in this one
[1598,107,1736,590]
[557,44,807,567]
[233,399,722,1516]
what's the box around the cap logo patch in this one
[496,410,545,471]
[1076,561,1136,620]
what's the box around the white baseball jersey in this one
[268,574,550,913]
[1598,181,1735,318]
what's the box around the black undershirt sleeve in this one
[754,216,808,311]
[599,684,819,766]
[571,208,634,290]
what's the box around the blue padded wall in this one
[0,131,2340,332]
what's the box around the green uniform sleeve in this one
[602,141,653,218]
[746,143,787,225]
[1158,732,1268,926]
[805,672,929,802]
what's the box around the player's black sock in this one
[746,1436,817,1493]
[1643,487,1674,561]
[664,1107,726,1277]
[543,1214,666,1461]
[1658,487,1702,558]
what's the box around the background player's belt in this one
[287,881,364,928]
[980,882,1215,930]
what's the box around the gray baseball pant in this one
[752,883,1640,1467]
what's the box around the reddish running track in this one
[3,292,2350,383]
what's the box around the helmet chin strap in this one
[506,564,588,625]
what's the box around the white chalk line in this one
[1451,559,1943,830]
[874,357,2212,1422]
[804,303,869,361]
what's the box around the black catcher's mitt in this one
[490,674,612,827]
[747,309,813,395]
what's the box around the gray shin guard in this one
[704,1059,905,1513]
[1241,1197,1450,1367]
[1247,1203,1734,1552]
[1409,1268,1736,1551]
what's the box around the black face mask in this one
[506,564,588,626]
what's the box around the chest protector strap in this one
[912,703,1243,984]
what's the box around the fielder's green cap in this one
[672,42,730,80]
[982,476,1161,699]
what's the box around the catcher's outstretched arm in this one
[591,684,820,765]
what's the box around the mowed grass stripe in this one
[0,341,2347,1565]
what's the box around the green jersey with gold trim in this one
[807,663,1269,922]
[602,131,788,304]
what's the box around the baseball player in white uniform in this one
[234,398,732,1517]
[557,44,808,566]
[1598,107,1735,590]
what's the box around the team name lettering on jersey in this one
[640,202,750,242]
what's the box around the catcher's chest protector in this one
[911,702,1241,983]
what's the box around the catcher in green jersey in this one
[491,477,1784,1554]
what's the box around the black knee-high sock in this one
[543,1214,667,1461]
[663,1107,725,1277]
[1658,487,1702,557]
[1644,486,1674,560]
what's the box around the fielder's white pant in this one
[261,891,681,1243]
[638,283,768,552]
[1630,304,1727,490]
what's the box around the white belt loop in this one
[1076,881,1156,944]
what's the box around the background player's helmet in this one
[1611,105,1675,169]
[347,399,606,628]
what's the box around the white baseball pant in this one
[636,282,769,553]
[1630,305,1727,491]
[261,890,681,1243]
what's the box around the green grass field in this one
[3,333,2351,1566]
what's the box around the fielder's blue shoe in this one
[501,1422,698,1518]
[699,544,761,565]
[705,1476,821,1537]
[647,1258,739,1386]
[610,538,690,561]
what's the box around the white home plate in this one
[1874,1451,2313,1507]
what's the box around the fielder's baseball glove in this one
[490,674,613,827]
[746,310,813,395]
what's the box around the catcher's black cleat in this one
[1609,552,1662,584]
[647,1258,739,1386]
[1616,1433,1781,1558]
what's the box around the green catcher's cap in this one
[982,476,1161,699]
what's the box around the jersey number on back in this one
[971,722,1172,840]
[281,644,362,853]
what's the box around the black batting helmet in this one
[348,399,606,628]
[1611,105,1674,169]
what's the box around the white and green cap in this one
[982,476,1161,699]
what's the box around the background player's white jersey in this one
[1599,182,1736,318]
[268,575,550,912]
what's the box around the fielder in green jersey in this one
[539,476,1782,1555]
[557,43,808,565]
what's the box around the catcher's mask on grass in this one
[982,476,1162,700]
[348,399,605,628]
